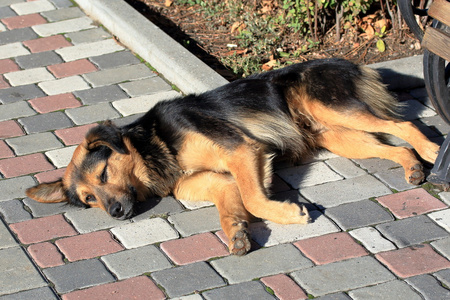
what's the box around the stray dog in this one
[26,59,440,255]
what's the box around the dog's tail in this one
[355,66,402,120]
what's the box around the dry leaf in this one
[165,0,173,7]
[262,59,277,71]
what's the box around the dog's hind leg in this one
[318,128,426,184]
[173,171,252,255]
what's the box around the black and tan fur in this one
[26,59,440,255]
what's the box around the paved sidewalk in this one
[1,0,450,299]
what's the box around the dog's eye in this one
[85,195,96,203]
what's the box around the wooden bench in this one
[421,0,450,61]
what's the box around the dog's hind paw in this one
[230,222,252,256]
[407,164,424,185]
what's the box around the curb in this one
[74,0,425,93]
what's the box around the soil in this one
[125,0,425,81]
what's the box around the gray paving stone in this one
[0,42,30,60]
[0,176,35,201]
[353,158,401,174]
[277,162,343,189]
[300,175,392,209]
[434,268,450,288]
[49,0,73,8]
[376,215,449,248]
[112,91,180,116]
[65,102,120,125]
[0,101,36,121]
[151,261,226,298]
[0,220,18,249]
[19,111,72,133]
[38,75,90,95]
[348,280,422,300]
[325,199,394,230]
[431,237,450,259]
[23,197,82,218]
[421,115,450,136]
[168,206,221,237]
[65,27,111,45]
[15,51,63,69]
[111,217,178,248]
[41,6,84,21]
[374,167,416,191]
[325,157,367,178]
[0,84,45,104]
[0,28,38,46]
[202,281,275,300]
[55,39,124,62]
[316,293,352,300]
[65,207,128,233]
[11,0,55,15]
[45,145,76,168]
[74,85,128,105]
[32,16,96,37]
[101,245,172,280]
[349,227,396,254]
[400,99,436,120]
[90,50,140,69]
[0,0,23,8]
[119,76,172,97]
[406,274,450,300]
[4,67,54,86]
[83,64,154,87]
[131,196,185,222]
[211,244,313,284]
[0,247,47,296]
[428,209,450,232]
[43,259,115,294]
[6,132,63,155]
[0,287,58,300]
[291,256,395,297]
[272,190,317,212]
[0,6,16,18]
[0,199,32,223]
[250,210,339,247]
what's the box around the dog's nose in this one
[109,202,123,218]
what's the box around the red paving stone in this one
[56,230,124,262]
[34,168,66,183]
[261,274,308,300]
[28,93,81,113]
[0,120,24,138]
[377,188,447,219]
[160,232,229,265]
[0,153,54,178]
[0,76,10,89]
[10,214,78,244]
[23,35,72,53]
[62,276,165,300]
[0,59,20,74]
[294,232,367,265]
[2,13,47,29]
[376,244,450,278]
[0,140,14,159]
[47,59,97,78]
[28,242,65,268]
[55,124,97,145]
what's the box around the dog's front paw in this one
[229,222,251,256]
[407,163,424,185]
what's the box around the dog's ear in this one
[26,180,68,203]
[85,121,128,154]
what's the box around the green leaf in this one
[376,39,385,52]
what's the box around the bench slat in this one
[428,0,450,27]
[422,27,450,61]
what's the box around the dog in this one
[26,58,440,255]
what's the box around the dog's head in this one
[26,121,151,220]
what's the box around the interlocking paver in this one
[406,274,450,299]
[65,102,120,125]
[47,58,97,78]
[0,120,24,138]
[277,161,343,188]
[45,145,76,167]
[10,214,77,244]
[400,99,437,120]
[261,274,308,300]
[66,27,111,45]
[376,215,449,248]
[325,157,367,178]
[300,175,392,209]
[0,84,45,103]
[0,219,18,248]
[325,199,394,230]
[10,0,55,15]
[89,50,140,69]
[112,91,180,116]
[43,258,115,294]
[56,230,124,262]
[33,167,65,183]
[250,210,339,247]
[0,28,37,46]
[0,153,54,178]
[435,268,450,288]
[0,247,47,296]
[0,6,16,19]
[376,244,450,278]
[349,227,396,253]
[0,287,58,300]
[119,76,172,97]
[202,281,275,300]
[291,256,395,297]
[375,167,418,191]
[6,132,62,155]
[40,6,84,22]
[22,196,82,218]
[0,58,19,73]
[211,244,313,284]
[61,276,165,300]
[111,217,179,248]
[353,157,400,174]
[0,199,31,223]
[2,13,46,29]
[19,111,72,133]
[56,39,124,62]
[0,176,35,201]
[348,280,422,300]
[0,43,30,60]
[28,93,81,113]
[101,245,172,280]
[23,34,72,53]
[131,195,185,221]
[32,16,95,37]
[431,237,450,259]
[168,206,221,237]
[0,140,13,158]
[0,101,36,122]
[0,75,9,89]
[160,232,229,265]
[294,232,367,265]
[74,85,128,105]
[315,293,352,300]
[428,208,450,232]
[38,75,90,95]
[15,51,63,69]
[83,63,155,87]
[27,241,64,268]
[152,261,226,298]
[64,207,127,233]
[377,188,447,219]
[55,123,96,145]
